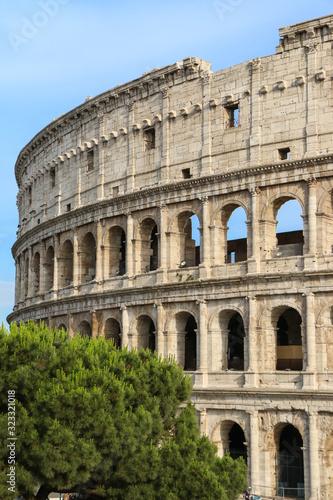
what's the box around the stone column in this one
[53,236,59,292]
[246,297,258,386]
[15,258,21,304]
[126,213,134,276]
[248,58,262,166]
[304,42,318,156]
[306,293,316,371]
[27,246,33,298]
[126,102,135,191]
[249,411,260,491]
[198,300,208,372]
[159,204,167,276]
[248,187,260,273]
[199,409,208,436]
[304,178,317,270]
[91,310,98,338]
[308,412,320,500]
[73,229,79,287]
[75,125,82,208]
[121,304,129,348]
[97,111,105,200]
[201,74,212,175]
[160,88,170,182]
[95,220,103,281]
[200,197,210,278]
[156,302,164,358]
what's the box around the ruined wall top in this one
[277,14,333,52]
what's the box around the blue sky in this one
[1,0,331,325]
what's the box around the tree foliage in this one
[0,322,247,499]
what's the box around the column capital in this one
[307,176,317,187]
[249,186,260,196]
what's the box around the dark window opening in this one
[78,320,92,338]
[227,313,245,370]
[149,320,156,352]
[66,203,71,212]
[225,104,239,128]
[182,168,191,179]
[150,225,158,271]
[105,318,121,348]
[87,149,94,171]
[229,424,247,463]
[277,425,304,498]
[144,127,155,151]
[279,147,290,160]
[184,315,197,371]
[276,309,302,371]
[28,186,32,205]
[50,168,56,188]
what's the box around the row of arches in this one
[18,198,303,299]
[212,421,304,497]
[66,306,303,372]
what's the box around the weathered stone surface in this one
[9,15,333,500]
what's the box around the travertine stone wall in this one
[9,15,333,500]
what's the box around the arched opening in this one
[229,423,247,462]
[135,315,156,352]
[108,226,126,277]
[44,246,54,291]
[32,252,40,295]
[275,199,303,257]
[173,211,200,268]
[138,218,159,273]
[80,232,96,283]
[227,313,245,370]
[277,425,304,498]
[59,240,73,288]
[105,318,121,348]
[184,315,197,371]
[78,320,92,338]
[212,420,247,463]
[223,205,247,263]
[276,308,302,371]
[173,312,197,370]
[57,323,67,331]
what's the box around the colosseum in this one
[8,13,333,500]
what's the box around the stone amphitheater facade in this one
[9,14,333,500]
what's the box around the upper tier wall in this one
[15,15,333,236]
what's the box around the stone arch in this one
[136,217,159,274]
[318,187,333,255]
[104,317,121,347]
[131,314,156,351]
[78,320,92,338]
[168,209,201,268]
[79,232,96,283]
[57,323,67,331]
[59,239,74,288]
[106,225,126,277]
[261,195,304,259]
[211,418,248,462]
[32,251,40,295]
[212,201,249,265]
[168,311,198,370]
[273,306,303,371]
[44,245,54,291]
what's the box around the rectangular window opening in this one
[50,168,56,188]
[87,149,94,171]
[225,104,239,128]
[28,186,32,205]
[182,168,191,179]
[66,203,71,212]
[279,147,290,160]
[144,127,155,151]
[113,186,119,197]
